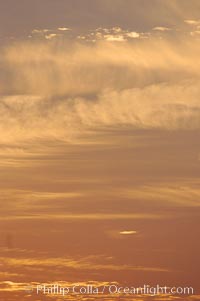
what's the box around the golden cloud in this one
[0,34,200,145]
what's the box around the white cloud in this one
[153,26,171,31]
[112,27,123,33]
[104,34,125,42]
[184,19,200,25]
[82,27,140,42]
[45,33,58,40]
[126,31,140,38]
[58,27,70,31]
[32,29,50,34]
[119,231,137,235]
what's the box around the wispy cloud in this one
[119,230,137,235]
[45,33,58,40]
[58,27,70,31]
[184,19,200,25]
[0,255,170,273]
[1,34,200,145]
[153,26,171,31]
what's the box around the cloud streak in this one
[1,34,200,145]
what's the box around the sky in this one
[0,1,200,300]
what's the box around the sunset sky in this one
[0,1,200,300]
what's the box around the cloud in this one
[126,31,140,38]
[190,30,200,36]
[153,26,171,31]
[0,213,162,222]
[32,29,50,34]
[58,27,70,31]
[0,255,169,273]
[30,27,71,41]
[104,34,126,42]
[120,183,200,207]
[81,27,141,42]
[0,280,198,300]
[119,231,137,235]
[1,81,200,144]
[0,280,114,293]
[184,19,200,25]
[1,34,200,145]
[45,33,59,40]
